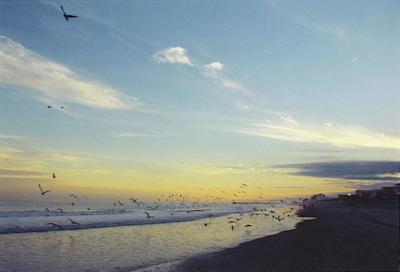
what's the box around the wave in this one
[0,204,268,234]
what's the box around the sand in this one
[174,200,399,272]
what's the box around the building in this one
[311,193,327,201]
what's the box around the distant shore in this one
[174,200,399,272]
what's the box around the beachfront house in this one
[311,193,327,201]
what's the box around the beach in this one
[175,200,399,272]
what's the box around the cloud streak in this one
[278,161,400,182]
[231,116,400,150]
[115,132,162,138]
[0,36,140,109]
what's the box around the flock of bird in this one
[39,173,302,232]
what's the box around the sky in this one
[0,0,399,201]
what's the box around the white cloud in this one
[232,117,400,150]
[153,47,193,66]
[0,36,139,109]
[204,61,224,71]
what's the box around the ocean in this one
[0,199,306,272]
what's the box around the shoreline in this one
[174,200,399,272]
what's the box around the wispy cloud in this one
[267,1,366,43]
[115,132,162,138]
[153,47,249,94]
[201,61,249,94]
[0,36,140,109]
[202,62,249,94]
[0,134,27,140]
[230,116,400,150]
[153,47,193,66]
[0,169,48,177]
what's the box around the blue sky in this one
[0,0,399,199]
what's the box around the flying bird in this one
[60,5,78,21]
[47,106,52,109]
[144,211,154,218]
[67,217,81,225]
[38,184,52,195]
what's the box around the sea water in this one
[0,199,305,272]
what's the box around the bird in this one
[47,105,52,109]
[67,217,81,225]
[245,224,252,227]
[48,223,63,230]
[38,184,52,195]
[60,5,78,21]
[144,211,153,218]
[52,172,56,179]
[70,194,79,201]
[60,106,65,109]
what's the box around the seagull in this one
[60,5,78,21]
[67,217,81,225]
[38,184,52,195]
[48,223,63,230]
[70,194,79,201]
[144,211,154,218]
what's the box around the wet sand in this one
[174,200,399,272]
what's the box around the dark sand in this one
[175,200,399,272]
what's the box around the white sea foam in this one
[0,200,292,234]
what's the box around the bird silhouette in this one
[47,105,52,109]
[60,5,78,21]
[52,172,56,179]
[38,184,52,195]
[67,217,81,225]
[144,211,154,218]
